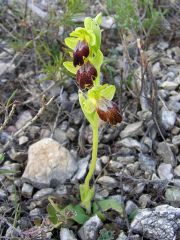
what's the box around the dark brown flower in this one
[96,99,122,125]
[73,40,89,67]
[76,62,97,89]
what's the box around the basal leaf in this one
[60,204,90,224]
[92,198,123,219]
[47,204,58,225]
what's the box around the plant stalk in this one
[84,122,98,188]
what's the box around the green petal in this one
[63,61,77,74]
[70,27,86,39]
[100,84,116,100]
[65,37,79,50]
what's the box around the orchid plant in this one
[63,13,122,213]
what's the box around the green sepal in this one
[63,61,77,74]
[87,84,116,102]
[100,84,116,100]
[65,37,79,50]
[94,12,102,25]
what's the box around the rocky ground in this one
[0,1,180,240]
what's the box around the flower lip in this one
[76,62,97,89]
[96,99,122,125]
[73,40,89,67]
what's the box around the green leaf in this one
[0,153,5,164]
[94,13,102,25]
[65,37,79,50]
[100,84,116,100]
[0,169,18,175]
[61,204,90,224]
[92,198,123,219]
[63,61,77,74]
[47,204,58,225]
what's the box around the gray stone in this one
[161,81,178,90]
[174,165,180,177]
[157,41,169,50]
[120,121,143,138]
[69,93,78,102]
[116,232,128,240]
[100,155,109,164]
[55,186,67,197]
[18,136,28,145]
[161,107,176,130]
[22,138,77,189]
[165,187,180,202]
[131,205,180,240]
[95,158,102,174]
[0,189,7,200]
[53,128,68,144]
[157,142,176,166]
[15,111,33,130]
[138,153,156,172]
[97,176,118,188]
[172,134,180,145]
[138,194,151,208]
[7,148,27,163]
[0,62,15,76]
[101,16,115,29]
[72,155,89,181]
[168,100,180,113]
[60,228,77,240]
[116,155,135,164]
[66,128,78,141]
[78,215,103,240]
[40,80,60,97]
[158,163,173,180]
[95,189,109,200]
[109,160,123,169]
[152,62,161,76]
[29,208,43,220]
[117,138,141,150]
[33,188,54,200]
[21,183,33,198]
[125,200,138,216]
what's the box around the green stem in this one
[84,122,98,188]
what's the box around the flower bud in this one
[96,99,122,125]
[76,62,97,89]
[73,40,89,67]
